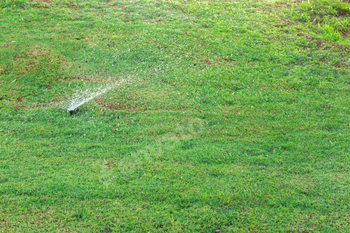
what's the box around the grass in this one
[1,0,350,231]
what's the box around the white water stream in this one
[66,80,126,112]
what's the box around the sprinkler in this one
[67,99,77,116]
[65,80,125,115]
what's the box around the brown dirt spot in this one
[103,160,113,168]
[218,58,237,66]
[333,61,344,68]
[13,46,66,75]
[26,46,50,59]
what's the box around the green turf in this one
[1,0,350,232]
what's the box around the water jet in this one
[65,80,126,114]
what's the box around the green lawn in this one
[1,0,350,232]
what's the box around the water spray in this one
[65,79,125,114]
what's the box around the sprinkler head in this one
[68,109,74,115]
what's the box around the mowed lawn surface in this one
[1,0,350,232]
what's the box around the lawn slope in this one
[1,0,350,232]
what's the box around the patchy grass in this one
[1,0,350,232]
